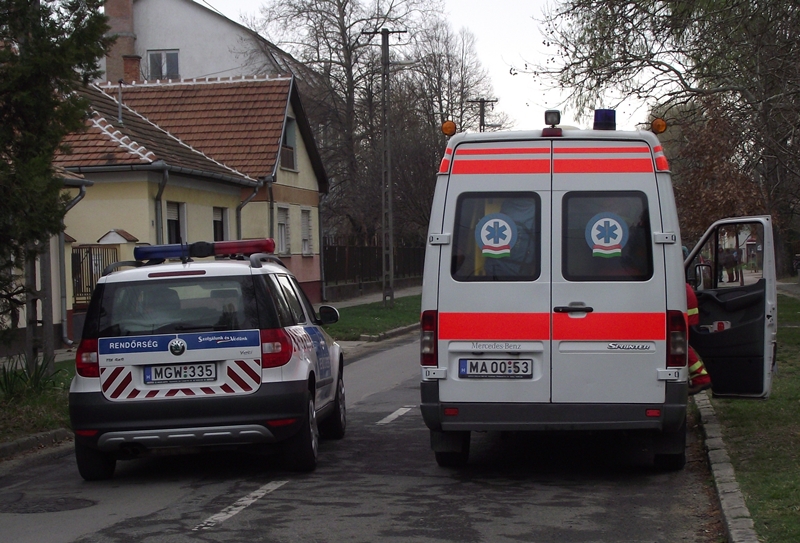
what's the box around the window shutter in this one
[167,202,179,220]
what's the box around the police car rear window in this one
[562,191,653,282]
[89,276,272,338]
[451,192,541,282]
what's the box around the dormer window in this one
[148,50,179,80]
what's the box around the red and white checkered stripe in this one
[100,359,262,401]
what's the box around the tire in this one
[75,441,116,481]
[653,416,687,471]
[319,374,346,440]
[283,395,319,472]
[434,431,470,468]
[654,451,686,471]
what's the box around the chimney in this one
[104,0,136,83]
[123,55,141,83]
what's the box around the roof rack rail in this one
[250,253,286,268]
[102,259,165,276]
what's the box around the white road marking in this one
[192,480,288,531]
[376,406,415,425]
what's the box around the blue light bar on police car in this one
[134,239,276,261]
[593,109,616,130]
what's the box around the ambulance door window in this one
[562,191,653,281]
[688,222,766,291]
[451,192,541,282]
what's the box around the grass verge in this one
[0,359,74,444]
[710,293,800,543]
[325,295,421,340]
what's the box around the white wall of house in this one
[133,0,260,81]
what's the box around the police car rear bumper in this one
[70,380,309,452]
[420,381,687,432]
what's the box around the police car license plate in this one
[144,363,216,384]
[459,359,533,379]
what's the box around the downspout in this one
[237,175,268,240]
[59,183,88,347]
[268,177,275,238]
[154,161,168,244]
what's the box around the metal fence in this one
[322,240,424,285]
[71,246,118,307]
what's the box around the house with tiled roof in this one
[53,75,328,342]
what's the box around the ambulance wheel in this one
[654,451,686,471]
[75,441,116,481]
[319,372,346,440]
[434,432,470,467]
[283,395,318,472]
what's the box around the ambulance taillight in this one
[420,310,438,367]
[666,310,688,368]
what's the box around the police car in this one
[69,239,345,480]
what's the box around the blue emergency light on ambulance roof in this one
[134,239,275,261]
[593,109,616,130]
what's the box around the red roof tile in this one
[98,77,292,180]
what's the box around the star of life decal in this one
[475,213,517,259]
[585,212,629,258]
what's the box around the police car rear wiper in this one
[173,324,216,331]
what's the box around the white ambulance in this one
[419,110,777,469]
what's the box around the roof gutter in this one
[59,179,93,347]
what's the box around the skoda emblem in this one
[169,338,187,356]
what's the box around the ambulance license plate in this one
[458,359,533,379]
[144,363,216,384]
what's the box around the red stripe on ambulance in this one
[451,159,551,175]
[553,312,666,341]
[439,312,550,341]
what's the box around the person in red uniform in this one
[686,283,712,394]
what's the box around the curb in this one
[359,323,419,342]
[694,392,760,543]
[0,428,72,461]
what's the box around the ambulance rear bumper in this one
[420,381,687,432]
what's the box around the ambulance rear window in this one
[562,191,653,282]
[451,192,541,282]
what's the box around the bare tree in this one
[534,0,800,269]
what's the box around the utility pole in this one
[468,98,497,132]
[364,28,406,307]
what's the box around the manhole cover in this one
[0,495,96,514]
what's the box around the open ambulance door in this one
[685,216,777,398]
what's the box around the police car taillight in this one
[666,310,687,368]
[420,310,438,367]
[134,239,276,261]
[76,338,100,378]
[260,328,293,368]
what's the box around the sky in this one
[196,0,645,130]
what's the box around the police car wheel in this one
[75,441,116,481]
[283,394,319,472]
[434,450,469,468]
[319,373,346,440]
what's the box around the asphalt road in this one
[0,334,723,543]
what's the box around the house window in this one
[280,117,297,170]
[301,209,312,255]
[277,207,290,254]
[166,201,185,244]
[213,207,227,241]
[148,50,179,80]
